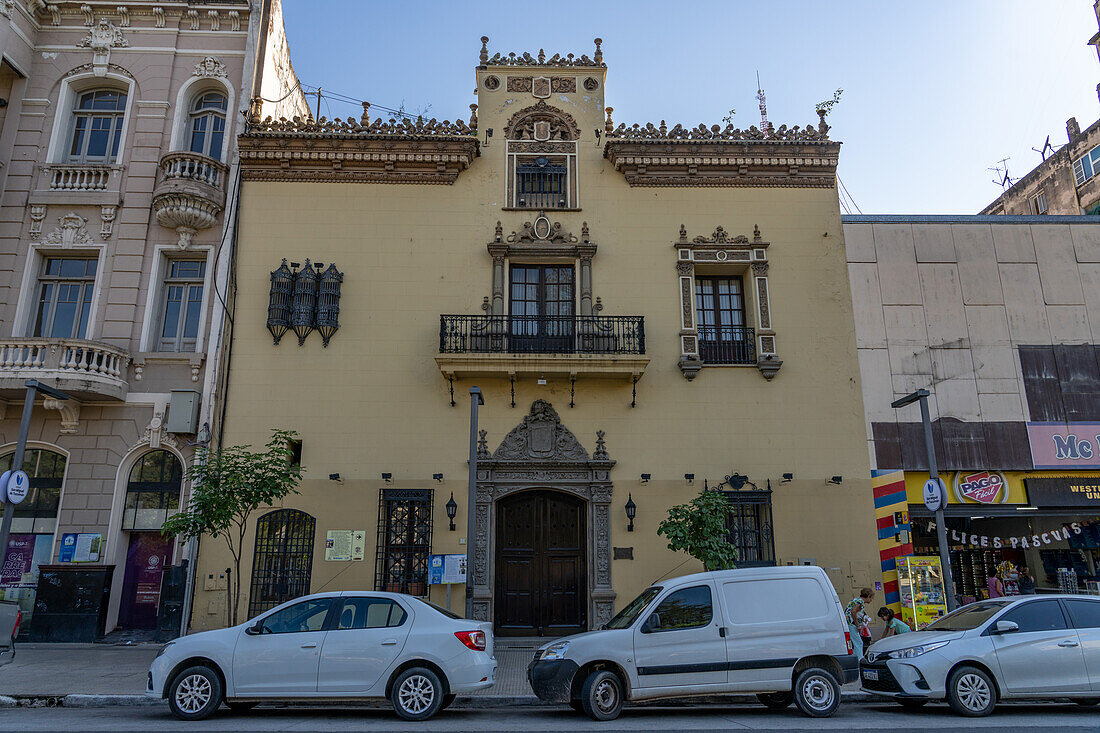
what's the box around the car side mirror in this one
[993,620,1019,635]
[642,613,660,633]
[244,621,263,635]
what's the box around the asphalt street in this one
[6,702,1100,732]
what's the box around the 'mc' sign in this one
[1028,422,1100,469]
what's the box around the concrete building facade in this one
[0,0,307,641]
[845,215,1100,612]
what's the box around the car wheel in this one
[581,670,624,721]
[946,666,996,717]
[792,668,840,718]
[391,667,444,721]
[167,665,222,721]
[440,693,456,710]
[226,701,258,712]
[1074,698,1100,707]
[757,691,794,709]
[898,699,929,709]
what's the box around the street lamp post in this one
[891,388,958,612]
[465,386,483,620]
[0,380,71,567]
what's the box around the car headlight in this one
[154,642,175,660]
[886,641,949,659]
[540,641,570,660]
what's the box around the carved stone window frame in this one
[486,218,597,317]
[503,101,581,210]
[674,225,781,381]
[469,400,616,629]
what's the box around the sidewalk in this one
[0,641,866,705]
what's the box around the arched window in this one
[188,91,227,161]
[0,449,66,534]
[248,509,315,618]
[122,450,183,531]
[68,89,127,163]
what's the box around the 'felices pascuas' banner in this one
[926,521,1083,549]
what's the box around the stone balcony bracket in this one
[152,152,229,248]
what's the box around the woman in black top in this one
[1018,565,1036,595]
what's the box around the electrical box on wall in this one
[167,390,201,434]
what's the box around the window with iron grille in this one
[695,275,755,364]
[375,489,433,596]
[248,508,316,618]
[722,490,775,567]
[516,156,567,209]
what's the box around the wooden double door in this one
[495,490,587,636]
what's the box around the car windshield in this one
[923,600,1011,631]
[413,598,461,619]
[604,586,662,629]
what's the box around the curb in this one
[4,691,875,709]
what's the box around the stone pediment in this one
[491,400,589,462]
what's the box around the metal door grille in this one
[375,489,433,596]
[247,509,316,618]
[722,490,775,567]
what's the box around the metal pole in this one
[465,387,482,620]
[920,394,958,612]
[0,385,43,568]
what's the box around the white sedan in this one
[148,591,495,721]
[861,595,1100,716]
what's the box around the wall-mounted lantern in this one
[625,494,637,532]
[446,492,458,531]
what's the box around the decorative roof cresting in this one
[479,35,605,67]
[603,106,833,142]
[247,110,475,138]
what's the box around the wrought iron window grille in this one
[268,259,344,346]
[697,325,756,365]
[247,508,317,618]
[706,474,776,568]
[375,488,433,597]
[516,156,567,209]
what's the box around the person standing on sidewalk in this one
[1018,566,1036,595]
[987,569,1005,599]
[846,587,874,657]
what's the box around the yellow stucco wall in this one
[191,65,879,630]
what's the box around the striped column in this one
[873,469,912,612]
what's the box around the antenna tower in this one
[988,157,1015,190]
[756,71,770,136]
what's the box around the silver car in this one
[861,595,1100,716]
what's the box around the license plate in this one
[862,669,879,681]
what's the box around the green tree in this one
[162,429,302,626]
[657,488,738,571]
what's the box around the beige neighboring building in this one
[845,215,1100,610]
[0,0,307,641]
[191,37,881,635]
[981,1,1100,216]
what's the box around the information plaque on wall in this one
[325,530,366,561]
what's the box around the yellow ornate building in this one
[191,38,880,634]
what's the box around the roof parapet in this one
[479,35,605,67]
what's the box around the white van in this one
[527,566,857,720]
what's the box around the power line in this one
[298,82,432,121]
[837,175,862,215]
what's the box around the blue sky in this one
[281,1,1098,214]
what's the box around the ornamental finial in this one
[480,36,489,64]
[594,38,603,65]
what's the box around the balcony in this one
[30,164,125,206]
[436,314,649,382]
[152,152,228,248]
[698,325,756,365]
[0,338,130,401]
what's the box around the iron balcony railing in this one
[516,161,567,209]
[440,314,645,355]
[698,325,756,365]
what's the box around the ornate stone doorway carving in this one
[471,400,615,630]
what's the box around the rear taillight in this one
[12,610,22,639]
[455,630,486,651]
[844,630,854,655]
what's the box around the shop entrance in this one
[118,532,174,629]
[495,490,586,636]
